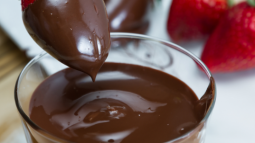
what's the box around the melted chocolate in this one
[29,63,214,143]
[22,0,111,81]
[104,0,153,34]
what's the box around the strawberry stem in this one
[227,0,235,7]
[247,0,255,6]
[227,0,245,7]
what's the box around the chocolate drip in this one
[23,0,111,81]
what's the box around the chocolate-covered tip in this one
[23,0,111,79]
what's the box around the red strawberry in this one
[201,2,255,72]
[21,0,35,11]
[167,0,227,42]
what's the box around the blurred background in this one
[0,0,255,143]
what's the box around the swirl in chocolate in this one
[29,63,208,143]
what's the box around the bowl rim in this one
[14,32,216,142]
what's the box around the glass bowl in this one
[15,33,216,143]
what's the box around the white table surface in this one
[1,0,255,143]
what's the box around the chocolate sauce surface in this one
[104,0,153,34]
[29,63,213,143]
[23,0,111,81]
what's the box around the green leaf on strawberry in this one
[227,0,245,7]
[247,0,255,6]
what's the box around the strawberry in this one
[21,0,35,11]
[201,1,255,72]
[167,0,227,42]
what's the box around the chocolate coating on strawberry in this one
[104,0,153,34]
[22,0,111,81]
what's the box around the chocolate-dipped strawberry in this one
[22,0,111,81]
[104,0,153,34]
